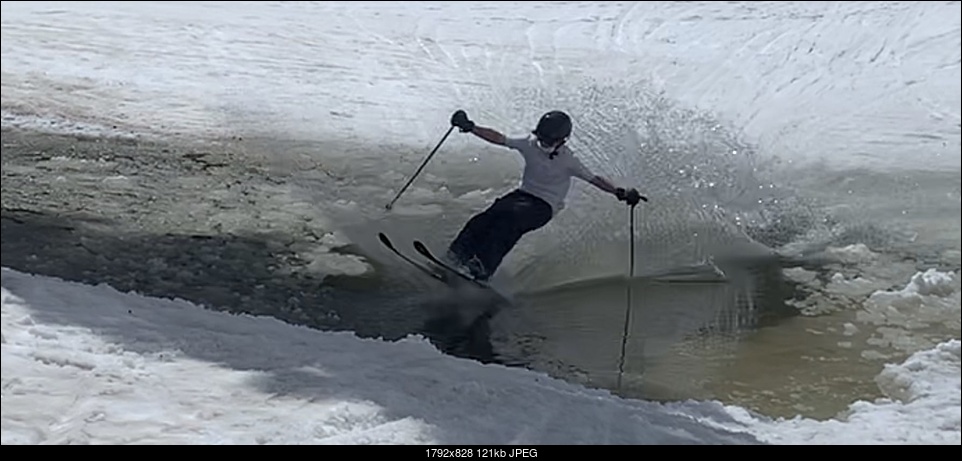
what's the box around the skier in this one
[444,109,645,282]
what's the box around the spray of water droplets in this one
[447,75,822,288]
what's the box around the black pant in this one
[446,190,553,281]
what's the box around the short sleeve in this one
[568,154,595,182]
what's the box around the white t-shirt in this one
[504,135,596,215]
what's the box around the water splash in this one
[447,77,813,290]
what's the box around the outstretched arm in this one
[571,156,619,196]
[573,159,647,205]
[467,125,507,146]
[451,110,506,146]
[587,175,620,196]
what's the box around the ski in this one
[412,240,491,290]
[377,233,450,284]
[380,233,510,305]
[412,241,513,306]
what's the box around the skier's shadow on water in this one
[415,293,509,365]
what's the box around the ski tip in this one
[413,241,433,257]
[378,233,394,249]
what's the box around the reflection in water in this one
[489,253,796,400]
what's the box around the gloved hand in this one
[616,188,647,206]
[451,110,475,133]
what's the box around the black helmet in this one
[533,110,572,145]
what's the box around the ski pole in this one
[617,201,638,391]
[385,125,456,211]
